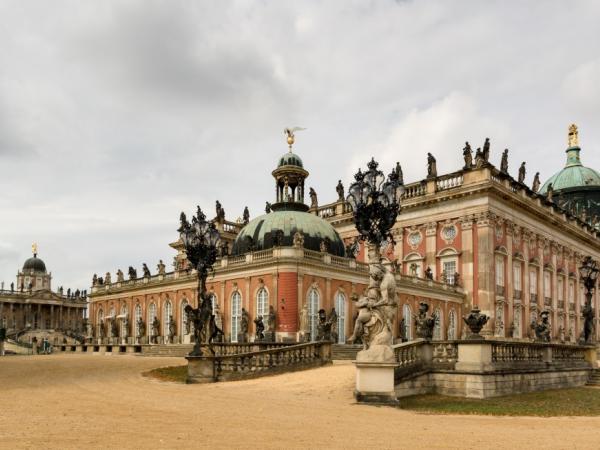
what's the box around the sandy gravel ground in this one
[1,355,600,449]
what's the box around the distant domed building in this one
[540,124,600,219]
[1,244,87,344]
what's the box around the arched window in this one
[148,303,156,337]
[134,304,142,337]
[97,308,104,338]
[447,309,456,340]
[433,308,443,340]
[120,305,128,337]
[180,299,189,338]
[210,294,218,313]
[402,304,412,341]
[163,300,173,336]
[335,292,346,343]
[308,289,320,341]
[256,288,269,320]
[231,291,242,342]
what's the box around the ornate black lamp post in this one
[578,256,598,344]
[346,158,403,355]
[346,158,404,249]
[178,206,222,356]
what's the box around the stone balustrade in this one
[187,341,332,383]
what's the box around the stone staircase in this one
[587,369,600,386]
[142,344,193,357]
[332,344,362,360]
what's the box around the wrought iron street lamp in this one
[578,255,598,343]
[346,158,404,248]
[178,206,222,356]
[346,158,403,356]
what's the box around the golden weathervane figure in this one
[568,123,579,147]
[32,242,38,257]
[284,126,306,151]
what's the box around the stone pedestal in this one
[455,341,493,372]
[264,331,276,342]
[237,333,248,343]
[585,347,599,368]
[182,334,192,344]
[186,357,215,384]
[354,362,398,405]
[0,340,4,356]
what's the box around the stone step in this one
[331,344,362,360]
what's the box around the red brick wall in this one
[278,272,298,332]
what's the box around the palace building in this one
[88,136,464,345]
[0,246,87,342]
[320,124,600,342]
[89,124,600,346]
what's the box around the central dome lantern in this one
[231,128,346,256]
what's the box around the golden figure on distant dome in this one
[284,126,306,151]
[32,242,38,256]
[568,123,579,147]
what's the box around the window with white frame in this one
[529,269,537,295]
[558,277,564,301]
[97,308,104,337]
[335,292,346,344]
[402,304,412,341]
[231,291,242,342]
[308,289,320,341]
[180,300,189,337]
[163,300,172,336]
[569,281,574,304]
[543,272,551,300]
[447,309,456,340]
[256,288,269,321]
[513,263,522,292]
[442,260,457,284]
[120,305,128,338]
[147,303,156,336]
[433,308,443,340]
[134,304,142,337]
[495,256,505,287]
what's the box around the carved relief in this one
[407,229,423,249]
[425,222,437,237]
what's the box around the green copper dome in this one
[540,146,600,193]
[277,151,303,168]
[232,209,345,256]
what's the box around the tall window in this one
[558,277,564,302]
[134,304,142,337]
[433,308,443,340]
[210,294,218,313]
[180,300,189,338]
[109,306,115,337]
[120,305,128,337]
[148,303,156,336]
[442,260,457,284]
[529,269,538,302]
[513,263,522,296]
[543,272,551,301]
[163,300,172,336]
[335,292,346,344]
[447,309,456,340]
[230,291,242,342]
[97,308,104,337]
[569,281,575,304]
[402,304,412,340]
[308,289,320,341]
[256,288,269,320]
[495,256,505,293]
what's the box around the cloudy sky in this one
[1,0,600,291]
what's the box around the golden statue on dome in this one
[32,242,38,257]
[284,126,306,151]
[568,123,579,147]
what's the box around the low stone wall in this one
[395,368,592,399]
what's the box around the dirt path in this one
[1,354,599,449]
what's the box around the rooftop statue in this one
[142,263,151,278]
[518,161,526,184]
[128,266,137,280]
[474,147,484,168]
[395,162,404,184]
[104,272,111,285]
[265,201,272,214]
[254,316,265,341]
[283,126,306,150]
[157,260,166,276]
[532,172,541,193]
[546,183,554,202]
[427,153,437,178]
[309,187,318,208]
[336,180,344,201]
[116,269,124,282]
[463,142,473,169]
[500,149,509,173]
[568,123,579,147]
[483,138,490,162]
[242,206,250,225]
[215,200,225,222]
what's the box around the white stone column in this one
[425,222,437,279]
[460,216,474,308]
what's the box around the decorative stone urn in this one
[462,306,489,340]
